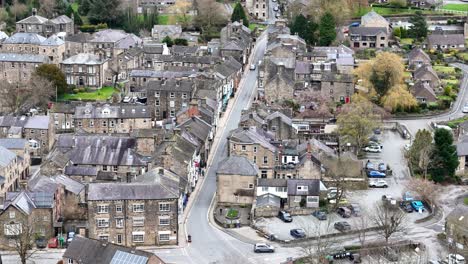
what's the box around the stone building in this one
[0,147,21,203]
[0,191,54,249]
[61,53,109,88]
[408,48,431,69]
[245,0,268,21]
[228,126,277,179]
[145,79,194,120]
[262,59,295,103]
[216,155,258,205]
[89,29,142,59]
[16,9,74,37]
[0,138,30,182]
[74,103,152,134]
[87,183,179,246]
[220,21,252,65]
[151,25,182,42]
[0,53,49,85]
[264,111,295,141]
[320,73,354,103]
[49,102,77,133]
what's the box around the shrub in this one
[73,88,79,94]
[444,86,452,96]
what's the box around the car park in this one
[365,161,375,170]
[347,203,361,216]
[327,187,342,200]
[312,210,327,220]
[290,228,306,238]
[382,195,397,206]
[278,210,292,222]
[411,201,425,212]
[378,162,386,172]
[337,207,352,218]
[334,221,351,232]
[364,145,381,153]
[400,201,414,213]
[367,170,386,178]
[369,179,388,188]
[253,243,275,253]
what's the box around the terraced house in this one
[74,103,152,134]
[61,53,109,88]
[15,9,74,37]
[87,183,179,247]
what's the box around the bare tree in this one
[300,219,337,263]
[10,0,28,21]
[194,0,227,39]
[39,0,56,18]
[168,0,193,28]
[4,217,37,264]
[405,178,439,207]
[418,146,432,180]
[372,202,406,244]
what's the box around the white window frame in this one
[97,205,109,214]
[133,234,144,243]
[132,217,145,227]
[159,233,170,241]
[132,203,144,213]
[159,203,171,212]
[115,218,124,228]
[96,218,109,228]
[159,216,170,226]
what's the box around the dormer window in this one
[102,108,110,115]
[85,109,91,114]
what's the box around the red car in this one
[48,237,58,248]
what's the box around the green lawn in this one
[248,23,266,31]
[354,6,437,17]
[446,116,468,128]
[400,38,414,45]
[226,208,239,219]
[60,86,117,101]
[433,65,456,74]
[458,52,468,61]
[464,197,468,205]
[443,79,460,86]
[403,71,412,79]
[442,4,468,12]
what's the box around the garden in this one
[59,86,117,101]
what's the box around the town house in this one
[0,138,30,182]
[145,79,194,120]
[87,183,179,246]
[0,53,49,85]
[15,9,74,37]
[61,53,109,88]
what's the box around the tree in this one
[337,94,381,155]
[318,12,336,46]
[65,4,74,17]
[405,178,439,206]
[430,128,459,182]
[162,36,174,47]
[174,38,188,46]
[300,219,337,263]
[3,216,37,264]
[231,2,248,27]
[25,74,55,110]
[53,0,68,16]
[418,145,432,180]
[194,0,227,40]
[291,15,318,45]
[168,0,192,28]
[408,11,428,41]
[372,201,406,244]
[35,64,68,96]
[408,129,433,170]
[79,0,90,15]
[88,0,121,26]
[307,0,351,26]
[73,11,83,26]
[381,84,418,112]
[389,0,406,8]
[38,0,55,17]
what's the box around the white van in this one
[447,254,465,264]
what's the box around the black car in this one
[334,221,351,232]
[312,210,327,220]
[35,237,47,249]
[336,207,351,218]
[278,211,292,222]
[400,201,414,213]
[290,228,306,238]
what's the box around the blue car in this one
[367,170,386,178]
[411,201,425,212]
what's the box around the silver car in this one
[254,243,275,253]
[463,103,468,113]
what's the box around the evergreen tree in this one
[174,38,188,46]
[88,0,121,26]
[408,11,428,41]
[73,11,83,26]
[290,15,318,45]
[53,0,68,16]
[319,12,336,46]
[430,128,459,182]
[162,36,174,47]
[231,2,249,27]
[65,4,74,17]
[34,64,68,96]
[79,0,90,16]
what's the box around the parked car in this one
[334,221,351,232]
[365,161,375,170]
[446,254,465,264]
[337,207,352,218]
[35,237,47,249]
[378,163,386,172]
[463,102,468,113]
[48,237,58,248]
[67,232,75,244]
[253,243,275,253]
[367,170,386,178]
[382,195,397,206]
[273,6,278,11]
[122,96,131,103]
[364,145,382,153]
[411,201,425,212]
[312,210,327,220]
[369,179,388,188]
[278,211,292,222]
[249,64,256,70]
[400,201,414,213]
[403,191,414,201]
[373,128,381,134]
[327,187,342,200]
[290,228,306,238]
[347,204,361,216]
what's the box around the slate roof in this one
[151,25,182,38]
[229,126,277,152]
[257,178,287,187]
[64,32,93,43]
[265,111,292,125]
[3,32,46,44]
[287,179,320,196]
[74,104,151,119]
[0,31,8,40]
[62,53,106,65]
[428,34,465,46]
[295,61,310,75]
[63,236,163,264]
[24,115,50,129]
[0,146,16,167]
[51,175,85,194]
[321,73,353,83]
[217,156,258,176]
[145,79,194,92]
[3,191,36,215]
[0,116,28,128]
[176,116,212,143]
[256,193,281,208]
[309,45,355,57]
[88,182,178,201]
[41,35,65,46]
[0,138,28,149]
[134,167,182,195]
[0,53,49,63]
[172,45,199,55]
[27,175,58,194]
[413,65,439,81]
[361,10,388,27]
[408,48,431,63]
[349,26,387,36]
[17,14,48,24]
[49,15,73,24]
[65,165,98,177]
[130,69,196,79]
[456,135,468,156]
[115,34,142,49]
[411,81,437,102]
[213,57,242,79]
[91,29,129,43]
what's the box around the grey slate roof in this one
[24,115,50,129]
[408,48,431,63]
[91,29,129,43]
[63,236,161,264]
[287,179,320,196]
[229,126,277,152]
[321,73,353,83]
[176,116,212,144]
[51,175,85,194]
[64,165,98,176]
[88,182,178,201]
[74,103,151,119]
[17,14,48,24]
[115,34,142,49]
[62,53,106,65]
[265,111,292,126]
[414,65,439,81]
[295,61,310,75]
[3,32,46,44]
[49,15,72,24]
[0,53,49,63]
[457,135,468,156]
[0,138,28,149]
[257,178,287,187]
[41,35,65,46]
[172,45,199,55]
[411,81,437,102]
[130,69,197,79]
[256,193,281,208]
[349,26,387,36]
[217,156,258,176]
[361,10,388,26]
[0,146,16,167]
[428,34,465,46]
[145,79,194,92]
